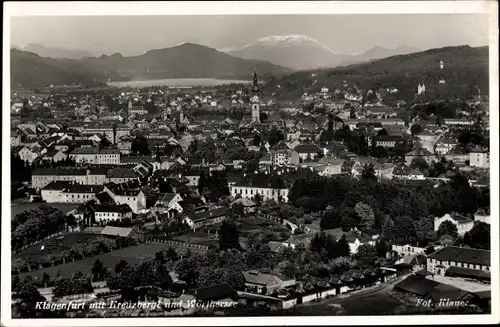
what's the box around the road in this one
[39,281,108,303]
[292,273,411,315]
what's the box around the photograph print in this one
[2,1,498,326]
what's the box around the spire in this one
[252,71,259,94]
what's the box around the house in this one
[184,170,202,187]
[443,118,474,126]
[395,254,427,271]
[323,228,375,254]
[405,148,437,166]
[193,283,238,308]
[32,168,88,190]
[183,206,229,231]
[11,132,22,147]
[40,149,67,163]
[61,184,104,203]
[434,212,474,236]
[18,146,39,164]
[392,243,426,256]
[393,165,425,180]
[152,192,184,217]
[294,143,323,162]
[97,148,121,165]
[434,135,459,155]
[105,167,140,184]
[393,274,474,306]
[100,225,138,238]
[104,185,142,213]
[416,130,438,153]
[230,198,256,214]
[230,173,290,203]
[426,246,490,280]
[469,146,489,168]
[474,208,490,224]
[372,135,404,148]
[270,149,300,166]
[69,147,100,164]
[95,204,133,223]
[243,270,296,295]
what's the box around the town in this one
[10,61,491,318]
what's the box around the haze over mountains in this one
[224,35,421,70]
[11,43,95,60]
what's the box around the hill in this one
[10,49,126,88]
[81,43,292,80]
[263,45,489,101]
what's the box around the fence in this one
[13,231,65,254]
[145,237,209,252]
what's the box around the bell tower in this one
[251,72,260,123]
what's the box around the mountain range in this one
[11,43,95,60]
[224,35,421,70]
[10,43,291,88]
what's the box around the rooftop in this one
[428,246,490,266]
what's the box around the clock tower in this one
[251,72,260,123]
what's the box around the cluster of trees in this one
[12,278,62,318]
[175,248,246,290]
[289,173,489,246]
[197,171,230,203]
[12,236,138,274]
[131,135,151,155]
[12,205,66,251]
[310,233,351,259]
[106,258,173,294]
[53,270,94,298]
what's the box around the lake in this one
[107,78,251,88]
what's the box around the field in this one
[11,201,79,219]
[19,243,183,281]
[238,216,270,235]
[171,231,218,247]
[14,233,102,260]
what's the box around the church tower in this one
[251,72,260,123]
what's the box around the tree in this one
[410,157,429,171]
[166,247,179,261]
[219,220,241,251]
[155,250,166,264]
[131,135,151,155]
[337,235,351,257]
[53,276,72,297]
[355,244,377,267]
[12,278,46,318]
[410,124,423,136]
[375,240,389,258]
[437,220,459,238]
[361,164,377,182]
[354,202,375,229]
[463,221,490,249]
[91,259,105,281]
[71,270,94,295]
[42,272,51,288]
[115,260,129,273]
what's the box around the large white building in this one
[69,147,121,165]
[41,181,104,203]
[469,147,489,168]
[426,246,490,279]
[230,173,290,203]
[434,212,474,236]
[32,167,107,190]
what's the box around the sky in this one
[10,14,489,56]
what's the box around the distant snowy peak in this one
[244,35,339,54]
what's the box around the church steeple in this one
[251,71,260,123]
[252,71,260,94]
